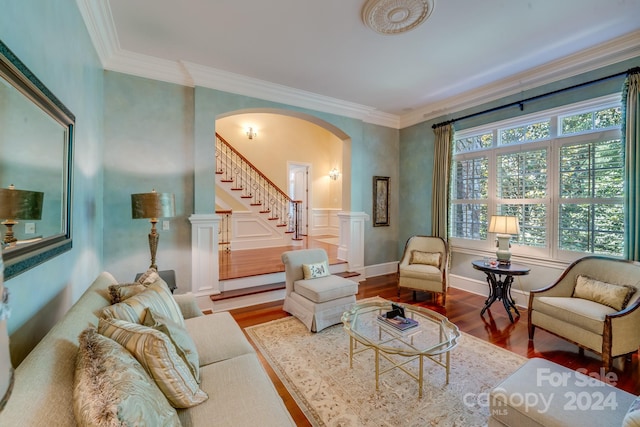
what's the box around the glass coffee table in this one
[341,300,460,398]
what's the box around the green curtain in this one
[431,124,453,238]
[623,70,640,261]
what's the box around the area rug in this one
[246,315,528,427]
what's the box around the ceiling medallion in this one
[362,0,434,35]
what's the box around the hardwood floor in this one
[229,272,640,426]
[219,235,342,280]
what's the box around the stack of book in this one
[377,314,419,331]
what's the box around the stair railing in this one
[215,133,302,240]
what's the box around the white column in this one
[337,211,369,277]
[188,214,220,296]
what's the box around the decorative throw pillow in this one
[410,250,441,268]
[108,282,148,304]
[98,317,208,408]
[102,277,185,327]
[73,328,181,426]
[143,308,200,383]
[137,267,159,285]
[573,275,637,311]
[302,261,330,279]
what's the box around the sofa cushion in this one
[102,277,184,327]
[143,308,200,383]
[98,317,207,408]
[532,296,616,334]
[293,275,358,303]
[184,311,255,366]
[399,263,442,281]
[573,275,637,311]
[410,250,441,268]
[302,261,330,279]
[74,327,180,427]
[177,353,295,427]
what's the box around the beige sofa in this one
[0,272,295,426]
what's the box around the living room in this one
[1,0,640,425]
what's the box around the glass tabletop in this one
[341,300,460,357]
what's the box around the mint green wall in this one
[0,0,104,364]
[103,72,194,286]
[398,121,435,255]
[399,57,640,291]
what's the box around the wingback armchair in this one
[281,249,359,332]
[528,256,640,370]
[397,236,448,305]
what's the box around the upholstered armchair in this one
[528,256,640,370]
[281,248,359,332]
[397,236,448,305]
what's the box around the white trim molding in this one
[188,214,220,296]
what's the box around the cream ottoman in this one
[488,358,639,427]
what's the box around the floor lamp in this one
[131,190,175,270]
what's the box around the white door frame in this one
[287,162,310,236]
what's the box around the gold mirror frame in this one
[0,40,73,279]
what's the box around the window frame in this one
[448,94,623,264]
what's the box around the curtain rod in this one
[432,66,640,129]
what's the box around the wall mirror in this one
[0,40,73,279]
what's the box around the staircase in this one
[215,133,303,250]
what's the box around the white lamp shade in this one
[488,215,520,235]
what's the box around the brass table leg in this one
[375,348,379,391]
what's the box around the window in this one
[449,96,623,261]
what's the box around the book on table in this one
[377,314,419,331]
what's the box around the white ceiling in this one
[78,0,640,128]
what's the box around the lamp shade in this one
[0,185,43,220]
[488,215,520,235]
[131,191,175,219]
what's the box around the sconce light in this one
[131,190,175,270]
[246,127,257,140]
[488,215,520,265]
[0,184,44,247]
[329,168,340,181]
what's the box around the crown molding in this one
[77,0,638,130]
[75,0,119,66]
[399,29,640,128]
[183,62,399,127]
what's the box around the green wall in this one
[103,72,194,285]
[0,0,104,364]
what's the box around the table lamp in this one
[488,215,520,265]
[0,185,44,247]
[131,190,175,270]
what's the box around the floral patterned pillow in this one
[302,261,330,279]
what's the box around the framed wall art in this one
[373,176,389,227]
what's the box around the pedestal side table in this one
[471,260,530,322]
